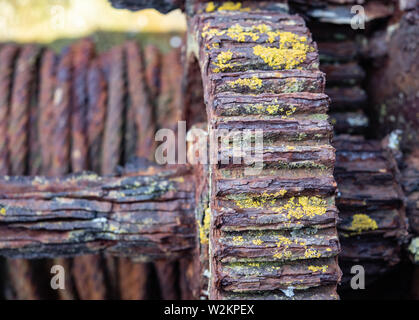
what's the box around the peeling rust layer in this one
[334,135,408,285]
[0,165,195,260]
[190,3,340,299]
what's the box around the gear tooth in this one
[192,2,340,300]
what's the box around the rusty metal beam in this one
[0,165,196,260]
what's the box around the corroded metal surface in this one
[305,13,369,136]
[368,9,419,150]
[190,2,340,299]
[334,135,408,285]
[0,0,417,301]
[0,165,195,260]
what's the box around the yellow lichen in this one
[228,76,262,90]
[284,78,303,93]
[276,235,292,247]
[266,31,279,43]
[253,32,310,69]
[286,105,297,116]
[234,190,287,209]
[205,1,216,12]
[170,176,184,183]
[232,235,244,244]
[308,265,328,273]
[213,50,234,72]
[249,103,297,116]
[109,224,118,232]
[248,262,260,267]
[283,250,292,259]
[274,249,292,260]
[235,197,262,209]
[199,207,211,245]
[304,248,321,259]
[253,24,270,33]
[233,194,327,222]
[252,239,263,245]
[227,24,260,42]
[348,214,378,233]
[201,28,226,39]
[0,208,5,215]
[218,2,242,11]
[272,196,327,220]
[273,252,282,259]
[266,104,279,114]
